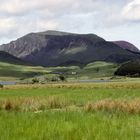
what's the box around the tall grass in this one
[0,111,139,140]
[0,96,71,112]
[0,96,140,115]
[85,98,140,114]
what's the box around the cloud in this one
[0,0,97,17]
[122,0,140,21]
[0,0,139,49]
[0,17,17,37]
[0,0,102,39]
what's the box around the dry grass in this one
[85,98,140,114]
[0,96,140,114]
[0,96,71,112]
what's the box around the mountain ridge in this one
[0,30,140,67]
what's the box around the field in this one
[0,82,140,140]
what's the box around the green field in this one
[0,82,140,140]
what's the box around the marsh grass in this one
[85,99,140,114]
[0,96,140,115]
[0,96,72,112]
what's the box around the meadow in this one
[0,81,140,140]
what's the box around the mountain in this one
[112,41,140,52]
[0,51,29,65]
[115,59,140,77]
[0,30,140,67]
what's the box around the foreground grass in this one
[0,111,139,140]
[0,82,140,139]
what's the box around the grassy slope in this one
[0,82,140,140]
[0,62,49,80]
[0,61,118,81]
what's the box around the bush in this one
[59,75,66,81]
[5,101,13,111]
[32,78,39,84]
[0,84,3,88]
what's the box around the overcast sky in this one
[0,0,140,49]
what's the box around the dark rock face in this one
[0,30,140,66]
[115,59,140,77]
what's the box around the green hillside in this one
[0,62,48,80]
[0,61,118,81]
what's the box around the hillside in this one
[0,61,118,80]
[0,51,29,65]
[0,61,48,80]
[0,30,140,67]
[115,59,140,77]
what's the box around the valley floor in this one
[0,81,140,140]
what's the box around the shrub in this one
[59,75,66,81]
[32,78,39,84]
[0,84,3,88]
[4,101,13,111]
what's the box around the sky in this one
[0,0,140,49]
